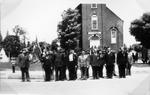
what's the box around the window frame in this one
[91,3,97,8]
[91,15,98,30]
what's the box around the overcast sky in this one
[1,0,150,47]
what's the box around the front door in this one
[89,35,100,49]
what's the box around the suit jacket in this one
[17,54,30,68]
[54,53,64,67]
[78,54,89,67]
[41,54,54,69]
[117,51,128,65]
[106,52,115,65]
[90,54,99,66]
[97,54,106,66]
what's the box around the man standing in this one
[54,50,64,81]
[97,50,106,78]
[90,51,99,79]
[41,51,54,81]
[67,50,77,80]
[105,48,115,79]
[117,47,128,78]
[10,57,16,73]
[17,49,30,82]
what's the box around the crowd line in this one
[16,47,136,82]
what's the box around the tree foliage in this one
[51,38,58,51]
[130,12,150,48]
[39,41,51,52]
[57,8,81,50]
[13,25,26,36]
[3,35,22,57]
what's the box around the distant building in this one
[76,4,123,51]
[0,48,9,62]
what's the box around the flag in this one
[32,36,42,64]
[33,36,42,58]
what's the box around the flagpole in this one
[36,35,42,54]
[35,35,45,80]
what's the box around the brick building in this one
[76,4,123,51]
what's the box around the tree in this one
[13,25,27,48]
[3,35,22,57]
[132,44,142,52]
[130,12,150,48]
[51,38,59,51]
[39,41,51,52]
[57,8,81,51]
[13,25,26,36]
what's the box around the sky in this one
[0,0,150,47]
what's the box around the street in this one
[0,64,150,95]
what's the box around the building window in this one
[111,27,117,44]
[91,4,97,8]
[91,15,98,30]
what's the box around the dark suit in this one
[18,53,30,81]
[41,54,54,81]
[105,52,115,78]
[117,51,128,78]
[54,52,64,81]
[90,54,99,79]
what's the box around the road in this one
[0,65,150,95]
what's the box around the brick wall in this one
[77,4,123,51]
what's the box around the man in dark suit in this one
[105,48,115,79]
[54,50,64,81]
[41,50,54,81]
[117,47,128,78]
[17,49,30,82]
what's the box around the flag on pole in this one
[32,36,42,64]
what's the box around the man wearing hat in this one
[17,49,30,82]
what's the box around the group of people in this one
[16,47,135,82]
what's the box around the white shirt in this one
[69,54,74,62]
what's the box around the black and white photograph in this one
[0,0,150,95]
